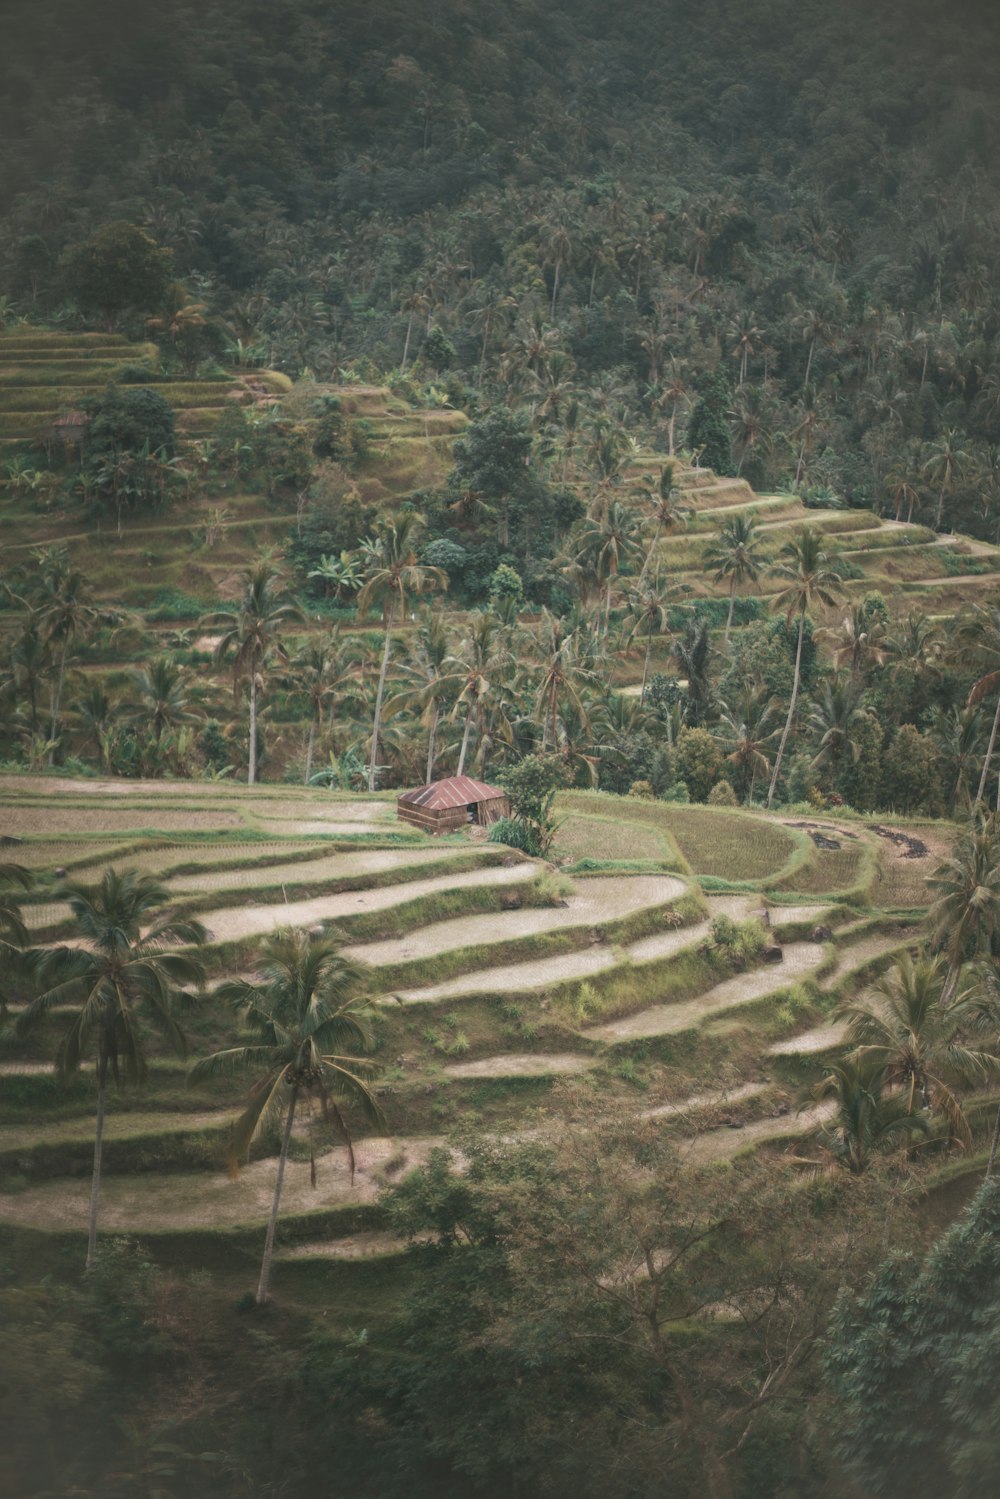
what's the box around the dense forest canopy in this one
[4,0,1000,530]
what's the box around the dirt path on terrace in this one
[768,1022,847,1056]
[0,1135,443,1232]
[171,843,479,895]
[640,1081,767,1121]
[682,1103,835,1164]
[443,1053,590,1079]
[0,1110,226,1150]
[199,860,536,943]
[589,941,825,1043]
[349,873,688,976]
[818,930,913,990]
[767,904,833,927]
[278,1230,419,1261]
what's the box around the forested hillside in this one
[4,0,1000,532]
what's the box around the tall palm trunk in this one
[304,715,317,786]
[368,617,394,791]
[248,672,259,785]
[638,524,662,587]
[640,623,655,706]
[86,1043,109,1270]
[48,635,70,765]
[976,692,1000,805]
[987,1099,1000,1177]
[724,580,737,642]
[400,313,414,374]
[766,613,805,809]
[426,700,439,783]
[256,1082,299,1305]
[457,702,475,777]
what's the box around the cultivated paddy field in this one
[0,772,976,1319]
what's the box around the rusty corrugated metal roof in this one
[397,775,507,810]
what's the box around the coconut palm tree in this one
[286,631,354,786]
[204,560,304,785]
[0,862,32,1021]
[126,657,203,748]
[837,954,999,1148]
[927,811,1000,999]
[715,687,780,804]
[17,869,207,1268]
[623,585,672,706]
[811,1055,929,1175]
[34,556,108,762]
[924,428,971,530]
[636,464,691,585]
[703,513,762,642]
[71,681,118,771]
[384,612,456,784]
[765,529,844,807]
[356,514,446,791]
[929,705,986,816]
[808,677,870,781]
[533,610,594,753]
[818,605,888,681]
[564,500,643,639]
[189,929,382,1306]
[447,611,514,777]
[956,605,1000,806]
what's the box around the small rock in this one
[811,924,833,942]
[763,943,784,964]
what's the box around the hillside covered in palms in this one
[3,0,1000,535]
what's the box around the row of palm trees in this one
[4,865,381,1305]
[9,513,1000,816]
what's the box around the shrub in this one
[709,915,768,970]
[487,815,541,857]
[675,726,723,802]
[707,779,738,807]
[628,780,655,799]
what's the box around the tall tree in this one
[0,862,32,1021]
[18,869,206,1268]
[703,512,762,641]
[205,560,304,785]
[765,529,844,807]
[838,954,998,1147]
[927,811,1000,999]
[356,515,445,791]
[189,929,382,1306]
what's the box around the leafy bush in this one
[709,915,768,970]
[487,815,541,857]
[708,779,739,807]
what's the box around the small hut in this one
[397,775,510,835]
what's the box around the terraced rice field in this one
[0,774,948,1278]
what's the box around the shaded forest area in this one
[4,0,1000,532]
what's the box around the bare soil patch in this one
[349,873,687,973]
[768,1023,847,1057]
[171,843,478,895]
[199,861,536,944]
[682,1103,834,1164]
[590,941,825,1042]
[443,1053,590,1079]
[0,1135,443,1232]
